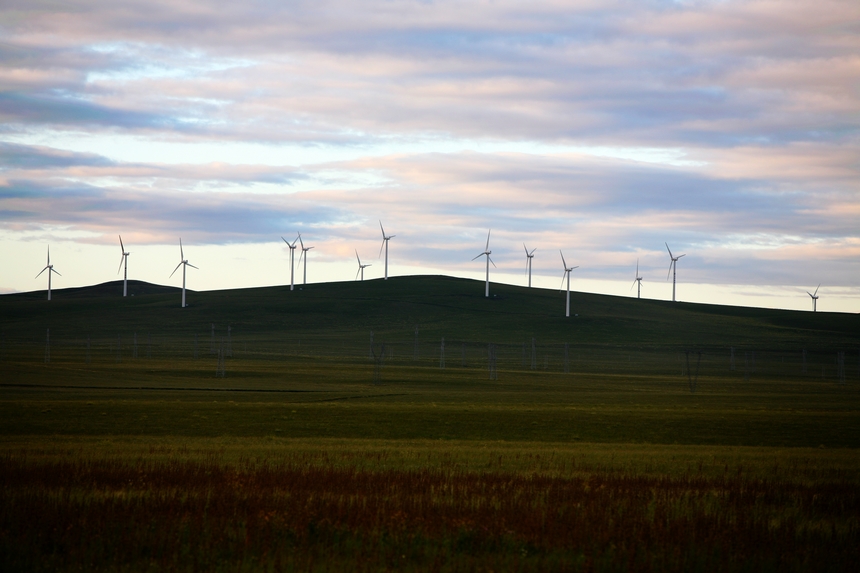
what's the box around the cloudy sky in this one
[1,0,858,311]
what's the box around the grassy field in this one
[1,276,859,571]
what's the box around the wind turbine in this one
[665,243,685,303]
[282,235,299,291]
[379,221,395,280]
[297,233,314,285]
[807,284,820,312]
[472,230,495,298]
[523,244,536,288]
[117,235,130,297]
[355,250,371,281]
[169,239,198,308]
[35,246,61,301]
[632,258,643,299]
[560,251,579,317]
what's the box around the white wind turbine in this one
[118,235,130,297]
[632,258,643,299]
[297,233,314,285]
[807,284,820,312]
[560,251,579,317]
[523,244,536,288]
[472,230,495,298]
[355,250,371,281]
[379,221,395,280]
[282,235,299,291]
[35,245,61,301]
[169,239,198,308]
[666,243,685,303]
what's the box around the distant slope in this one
[1,275,857,351]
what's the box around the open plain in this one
[2,276,859,571]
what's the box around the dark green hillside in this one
[2,275,859,447]
[3,275,857,351]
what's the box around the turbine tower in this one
[282,235,299,291]
[560,250,579,317]
[523,244,536,288]
[632,258,643,299]
[297,233,314,285]
[379,221,395,280]
[472,230,495,298]
[35,245,61,301]
[665,243,685,303]
[355,250,371,281]
[807,284,820,312]
[118,235,130,297]
[169,238,198,308]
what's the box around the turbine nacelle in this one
[379,220,395,279]
[807,284,820,311]
[559,250,578,317]
[523,243,536,287]
[355,250,371,280]
[666,243,685,303]
[169,239,197,308]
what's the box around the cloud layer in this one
[1,0,858,306]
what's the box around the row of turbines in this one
[35,223,824,314]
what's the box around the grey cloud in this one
[0,1,855,148]
[0,91,182,130]
[0,178,346,243]
[0,142,116,169]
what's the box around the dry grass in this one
[2,439,858,572]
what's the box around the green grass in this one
[1,276,859,571]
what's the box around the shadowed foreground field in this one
[2,439,859,572]
[2,277,859,571]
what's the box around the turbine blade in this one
[677,253,686,259]
[52,268,62,276]
[35,266,48,279]
[559,272,566,291]
[355,267,361,280]
[47,245,50,265]
[179,238,184,261]
[665,242,673,258]
[187,263,198,270]
[298,233,303,249]
[471,253,483,261]
[485,229,491,251]
[282,236,289,245]
[378,240,385,259]
[379,220,385,237]
[489,256,496,268]
[355,249,361,265]
[170,262,182,278]
[814,284,820,296]
[559,250,566,269]
[119,235,124,252]
[667,260,673,280]
[308,246,315,251]
[636,258,639,277]
[117,255,125,275]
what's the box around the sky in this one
[1,0,858,312]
